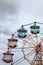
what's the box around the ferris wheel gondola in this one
[30,22,40,34]
[2,48,14,63]
[17,25,27,38]
[8,34,18,48]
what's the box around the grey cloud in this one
[0,0,43,19]
[0,0,19,22]
[0,0,43,36]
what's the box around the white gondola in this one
[8,34,18,48]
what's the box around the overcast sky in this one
[0,0,43,65]
[0,0,43,35]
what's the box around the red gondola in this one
[2,51,14,63]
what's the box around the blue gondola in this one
[18,33,27,38]
[18,25,27,38]
[30,22,40,34]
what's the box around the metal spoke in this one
[37,22,43,24]
[23,23,33,26]
[31,54,36,65]
[23,40,35,47]
[14,50,35,65]
[26,34,36,43]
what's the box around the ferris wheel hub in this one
[35,44,42,54]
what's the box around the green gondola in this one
[30,22,40,34]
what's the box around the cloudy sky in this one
[0,0,43,65]
[0,0,43,36]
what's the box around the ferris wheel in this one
[1,21,43,65]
